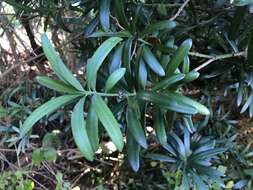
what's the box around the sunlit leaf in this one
[166,39,192,76]
[92,95,124,151]
[143,45,165,77]
[105,68,126,92]
[127,106,147,148]
[37,76,80,94]
[141,20,176,36]
[20,95,80,137]
[71,97,94,161]
[41,34,84,91]
[127,130,141,172]
[99,0,111,31]
[137,91,198,114]
[87,37,123,90]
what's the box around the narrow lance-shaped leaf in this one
[183,115,195,133]
[127,130,141,172]
[37,76,80,94]
[114,0,129,29]
[191,172,208,190]
[138,58,148,89]
[109,44,123,74]
[166,39,192,76]
[152,74,185,91]
[99,0,111,31]
[229,7,246,40]
[127,106,148,149]
[182,56,190,73]
[183,71,200,83]
[240,92,253,113]
[167,92,210,115]
[137,91,198,115]
[20,95,80,137]
[105,68,126,92]
[123,39,133,85]
[87,37,123,90]
[71,97,94,161]
[84,17,99,37]
[169,132,187,159]
[92,95,124,151]
[154,108,167,145]
[41,34,84,91]
[142,45,165,77]
[141,20,176,36]
[86,102,99,151]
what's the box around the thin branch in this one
[0,53,44,80]
[194,51,246,71]
[170,0,191,21]
[188,51,214,59]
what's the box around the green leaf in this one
[44,147,57,162]
[142,45,165,77]
[138,58,148,89]
[152,74,185,91]
[86,102,99,151]
[191,172,208,190]
[99,0,111,31]
[182,56,190,73]
[114,0,129,29]
[229,7,246,40]
[191,148,226,160]
[127,130,140,172]
[154,108,167,145]
[231,0,253,6]
[32,149,44,166]
[167,92,210,115]
[71,97,94,161]
[137,91,198,115]
[105,68,126,92]
[42,133,60,148]
[20,95,80,137]
[92,95,124,151]
[141,20,176,36]
[123,39,133,85]
[87,37,123,90]
[248,29,253,65]
[166,39,192,76]
[183,71,200,83]
[127,106,148,149]
[84,17,99,37]
[41,34,84,91]
[37,76,80,94]
[109,44,123,74]
[183,115,195,133]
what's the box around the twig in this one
[110,15,125,30]
[170,0,191,21]
[194,51,245,71]
[0,53,44,80]
[189,51,214,59]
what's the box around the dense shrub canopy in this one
[1,0,253,189]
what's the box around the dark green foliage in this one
[3,0,253,189]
